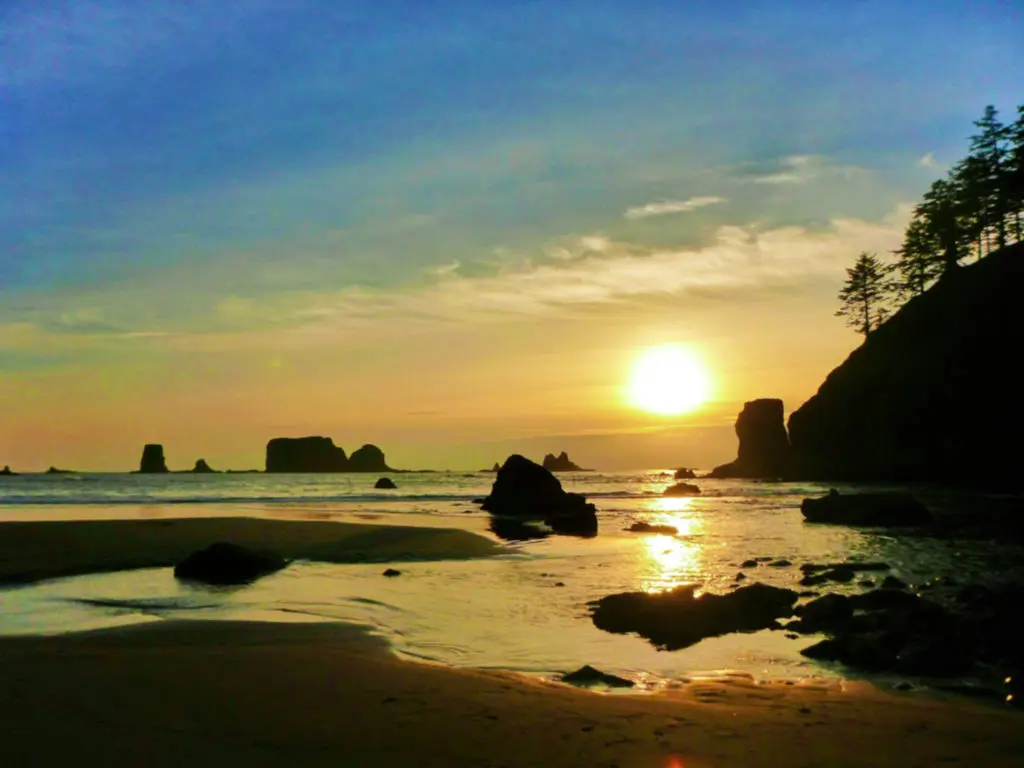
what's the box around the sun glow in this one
[627,344,711,416]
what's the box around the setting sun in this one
[627,344,711,416]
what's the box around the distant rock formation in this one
[173,543,286,585]
[482,455,597,537]
[45,467,73,474]
[787,242,1024,486]
[673,468,696,479]
[265,437,348,472]
[709,399,790,479]
[374,477,397,489]
[139,444,169,474]
[542,451,587,472]
[190,459,216,474]
[347,444,392,473]
[0,465,17,476]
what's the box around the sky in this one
[1,0,1022,471]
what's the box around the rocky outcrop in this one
[173,542,287,585]
[709,399,790,478]
[542,452,586,472]
[801,490,932,527]
[265,437,348,472]
[481,454,598,537]
[560,665,633,688]
[787,242,1024,486]
[347,444,392,473]
[590,582,798,650]
[139,444,168,473]
[45,467,73,474]
[673,468,696,479]
[0,465,17,476]
[190,459,216,473]
[663,482,700,497]
[374,477,397,489]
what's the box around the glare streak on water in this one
[2,470,1022,688]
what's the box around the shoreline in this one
[0,517,506,585]
[1,619,1021,767]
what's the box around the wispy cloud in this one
[624,196,727,220]
[918,152,938,168]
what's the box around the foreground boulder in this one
[138,444,168,473]
[374,477,397,489]
[801,490,931,526]
[663,482,700,497]
[481,455,597,537]
[709,399,791,479]
[173,543,287,585]
[590,582,798,650]
[542,452,586,472]
[265,437,348,472]
[347,444,392,472]
[190,459,216,473]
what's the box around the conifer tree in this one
[966,105,1010,252]
[892,216,941,298]
[836,252,893,337]
[917,178,964,274]
[1007,105,1024,242]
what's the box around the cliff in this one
[788,242,1024,485]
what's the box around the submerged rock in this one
[709,399,791,479]
[138,444,169,473]
[627,522,679,535]
[590,582,798,650]
[482,455,597,537]
[801,490,931,526]
[560,665,633,688]
[374,477,397,489]
[173,542,287,585]
[663,482,701,497]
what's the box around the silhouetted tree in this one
[965,105,1010,252]
[1008,105,1024,242]
[892,216,942,298]
[917,178,964,275]
[836,252,893,337]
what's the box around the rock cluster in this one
[541,452,586,472]
[264,437,391,473]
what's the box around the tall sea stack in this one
[139,444,169,473]
[709,399,790,479]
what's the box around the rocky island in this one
[265,436,392,473]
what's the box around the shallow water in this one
[2,471,1022,689]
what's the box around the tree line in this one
[837,104,1024,337]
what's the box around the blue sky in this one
[1,0,1021,469]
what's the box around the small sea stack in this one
[190,459,217,473]
[374,477,397,489]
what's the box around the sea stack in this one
[191,459,216,473]
[709,399,790,479]
[541,451,585,472]
[347,444,392,473]
[265,437,348,472]
[139,444,169,474]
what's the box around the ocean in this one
[2,470,1019,690]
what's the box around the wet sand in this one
[0,517,505,584]
[0,620,1020,767]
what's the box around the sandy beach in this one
[0,619,1019,767]
[0,517,505,584]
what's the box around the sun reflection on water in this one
[638,499,705,593]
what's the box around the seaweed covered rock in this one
[173,543,287,585]
[801,490,931,526]
[590,582,798,650]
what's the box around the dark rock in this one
[801,562,890,574]
[735,572,747,581]
[554,581,565,587]
[801,490,931,527]
[627,522,678,535]
[708,399,791,479]
[139,444,168,473]
[374,477,397,489]
[881,576,908,590]
[673,468,697,479]
[793,594,853,634]
[382,568,402,577]
[265,437,348,472]
[590,582,798,650]
[859,579,875,587]
[663,482,700,497]
[787,243,1024,486]
[190,459,216,473]
[0,465,17,476]
[542,451,587,472]
[173,542,286,585]
[482,455,597,537]
[560,665,634,688]
[45,466,73,474]
[488,517,550,541]
[740,559,758,569]
[769,559,792,568]
[348,444,392,473]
